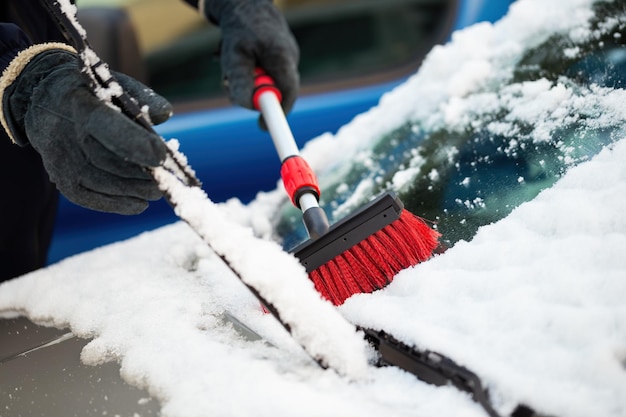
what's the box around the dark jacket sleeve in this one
[0,23,32,71]
[0,0,71,71]
[1,1,71,43]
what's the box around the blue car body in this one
[48,0,515,263]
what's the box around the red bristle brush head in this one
[308,209,440,305]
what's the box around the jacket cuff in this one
[0,42,76,145]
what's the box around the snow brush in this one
[253,71,441,305]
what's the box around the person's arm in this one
[180,0,299,114]
[2,2,70,45]
[0,23,32,71]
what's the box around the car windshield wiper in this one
[361,327,549,417]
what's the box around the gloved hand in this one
[0,44,171,215]
[203,0,300,116]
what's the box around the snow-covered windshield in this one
[1,2,625,417]
[274,0,626,250]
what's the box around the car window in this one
[79,0,456,104]
[273,0,626,251]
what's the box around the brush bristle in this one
[309,210,441,305]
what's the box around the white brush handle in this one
[257,91,300,162]
[254,71,330,238]
[257,92,321,212]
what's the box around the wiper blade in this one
[361,327,549,417]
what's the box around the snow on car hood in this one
[1,0,625,417]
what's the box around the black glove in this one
[1,45,172,215]
[203,0,300,115]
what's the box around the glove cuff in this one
[0,42,77,145]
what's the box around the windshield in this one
[274,0,626,250]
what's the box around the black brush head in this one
[291,191,404,273]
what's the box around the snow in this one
[152,157,369,378]
[1,0,626,416]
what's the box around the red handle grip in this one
[281,156,321,208]
[253,68,282,110]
